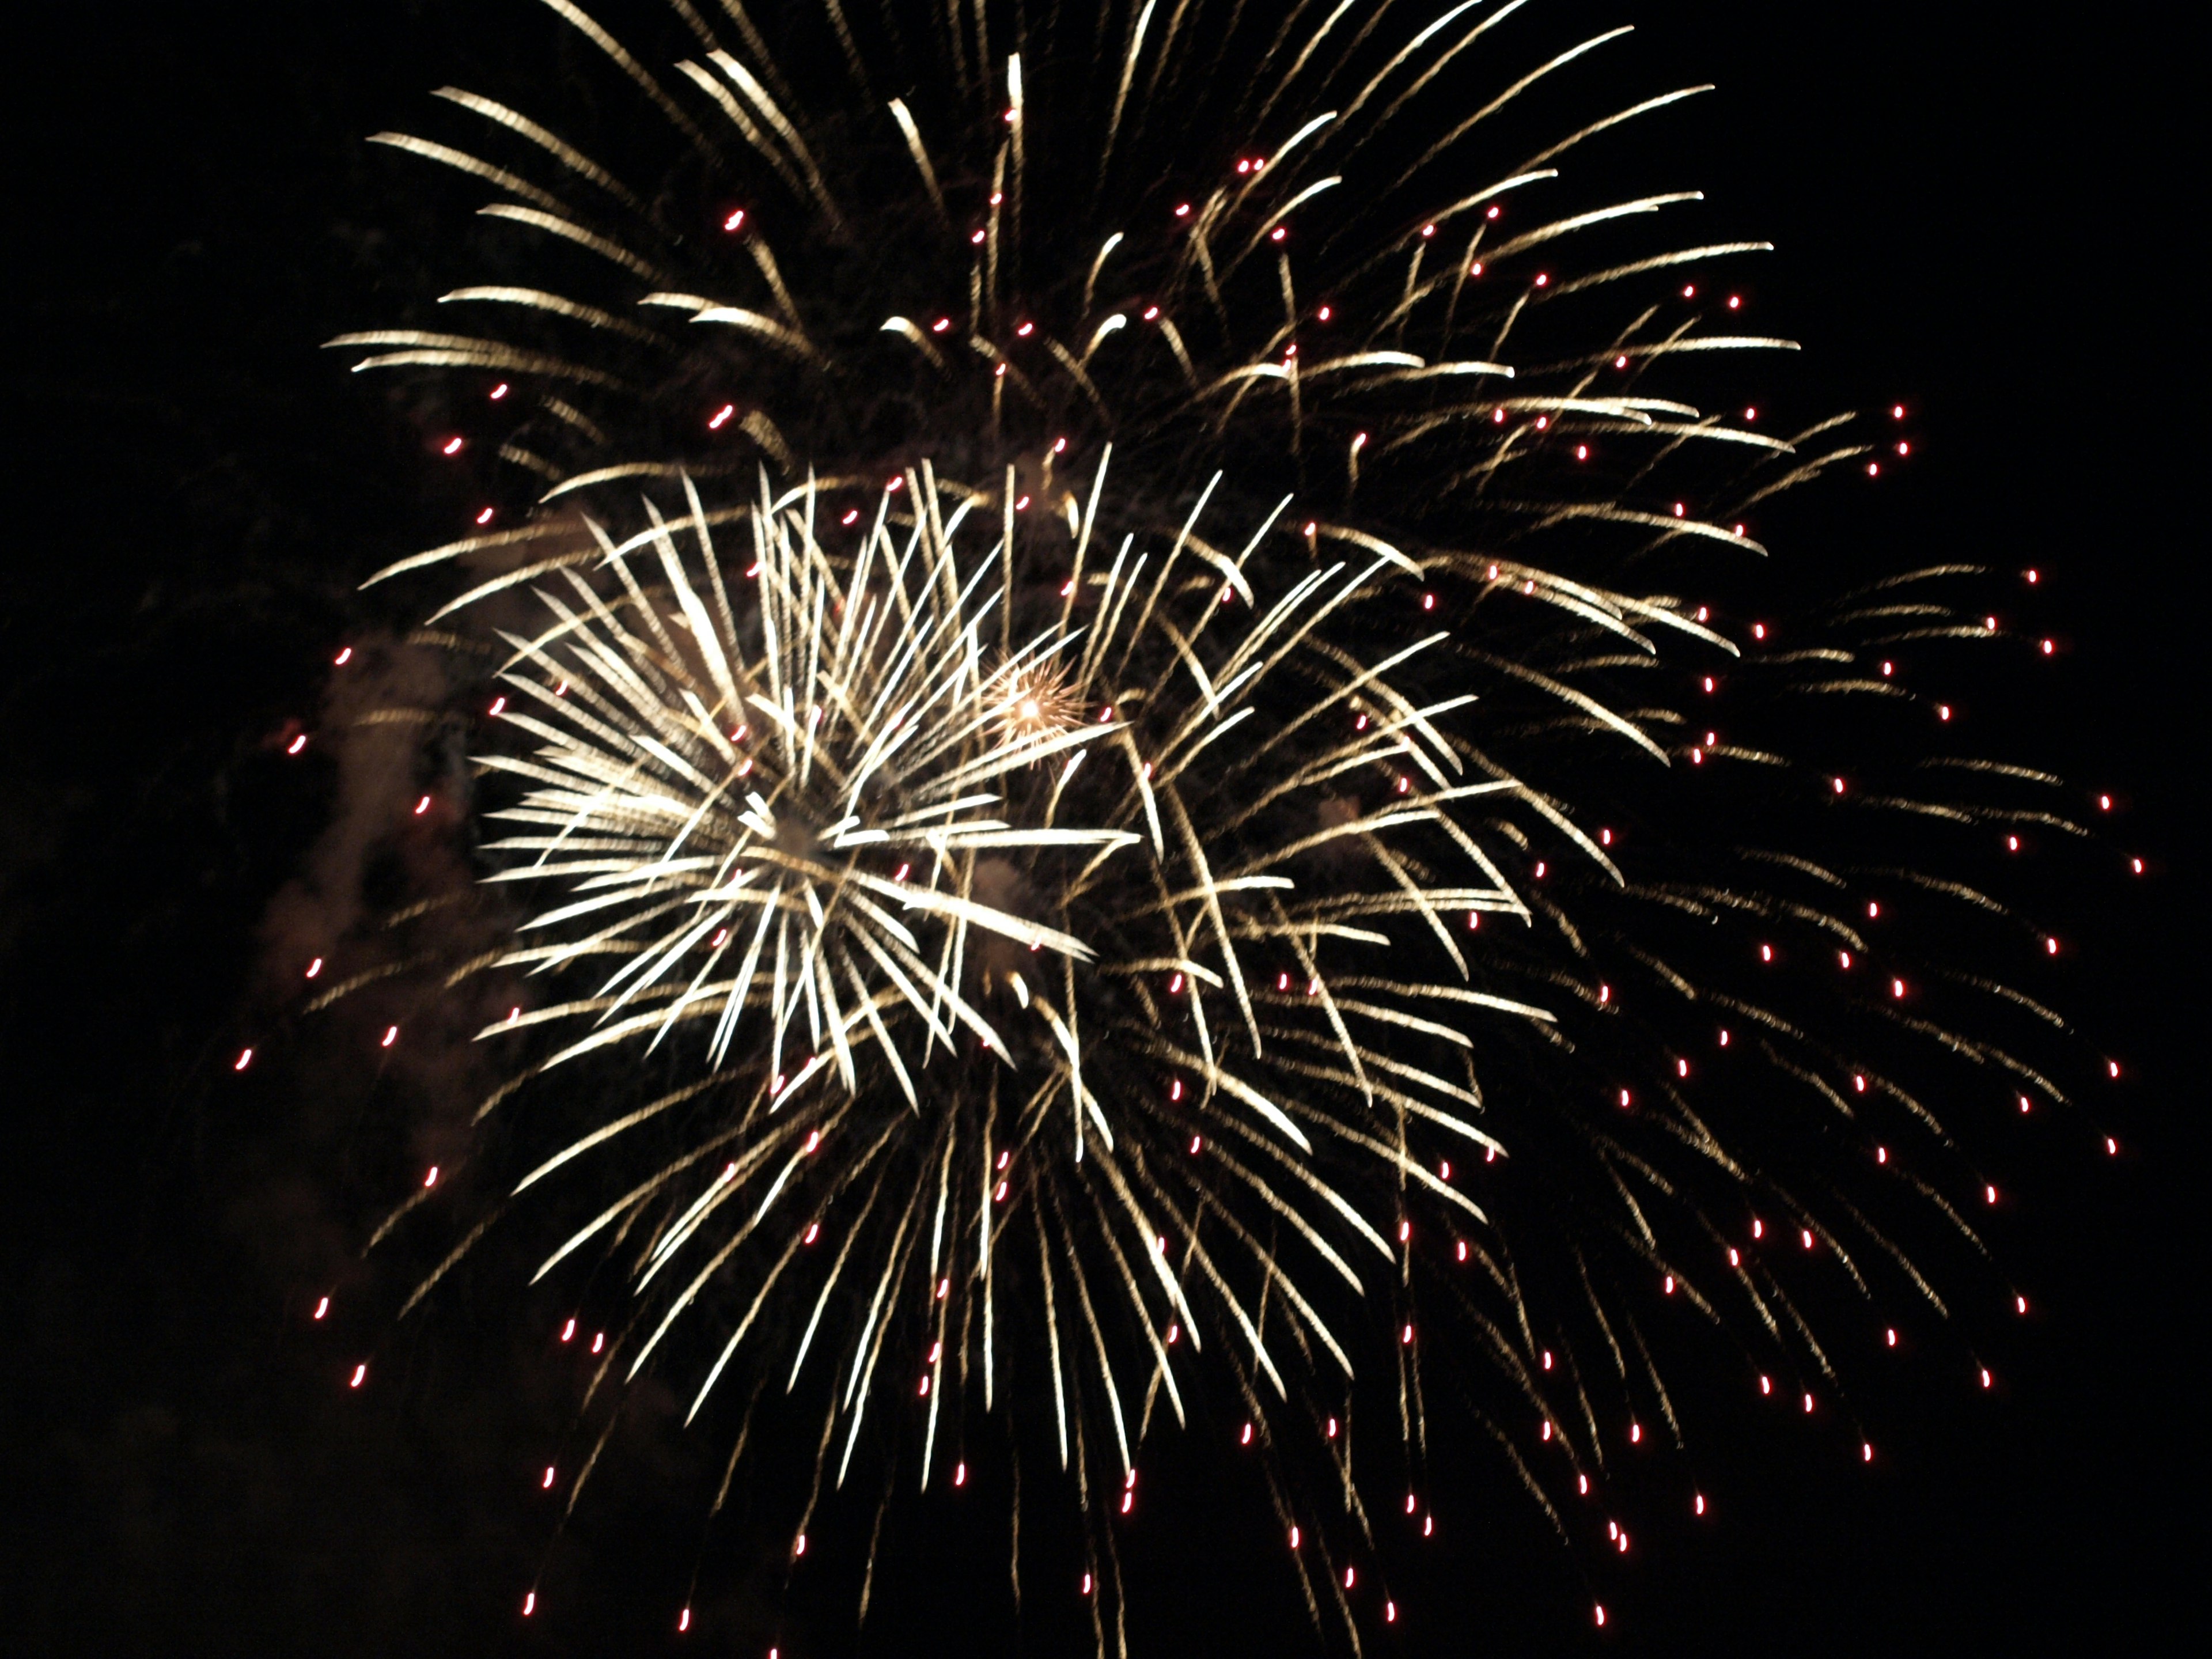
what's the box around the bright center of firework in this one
[476,483,1150,1100]
[991,661,1081,750]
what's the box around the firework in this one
[303,1,2109,1642]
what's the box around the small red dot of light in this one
[1421,222,1436,237]
[1744,406,1758,421]
[1892,404,1907,419]
[1486,205,1501,220]
[1142,305,1160,320]
[1867,461,1881,476]
[335,647,353,665]
[709,404,734,430]
[971,229,987,244]
[1270,226,1287,241]
[1317,305,1332,321]
[489,382,509,400]
[287,734,308,755]
[1469,260,1484,276]
[723,208,745,231]
[1575,444,1589,460]
[475,507,495,525]
[1728,294,1741,309]
[441,437,464,456]
[1533,272,1548,287]
[1175,202,1191,217]
[234,1047,253,1070]
[841,509,859,526]
[2026,568,2040,583]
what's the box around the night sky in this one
[3,2,2198,1654]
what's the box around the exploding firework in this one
[299,0,2115,1643]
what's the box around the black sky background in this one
[2,2,2201,1654]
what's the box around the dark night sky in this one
[2,3,2200,1654]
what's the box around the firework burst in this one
[301,0,2114,1642]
